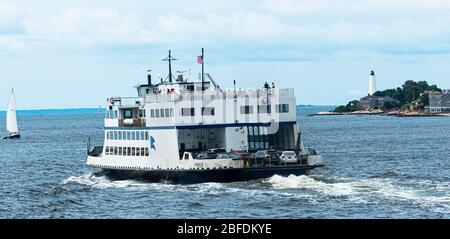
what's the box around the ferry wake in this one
[86,49,324,184]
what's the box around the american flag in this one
[197,55,203,64]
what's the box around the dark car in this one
[195,152,218,159]
[254,150,280,165]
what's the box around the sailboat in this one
[2,89,20,139]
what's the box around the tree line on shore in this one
[334,80,442,113]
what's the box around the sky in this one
[1,0,450,110]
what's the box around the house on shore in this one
[426,90,450,113]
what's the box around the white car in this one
[279,151,298,164]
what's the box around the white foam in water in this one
[266,175,354,196]
[62,173,306,200]
[266,174,450,210]
[63,173,176,190]
[63,173,450,213]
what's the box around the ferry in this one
[86,49,324,183]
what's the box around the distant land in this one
[0,108,106,116]
[315,80,449,117]
[0,105,331,115]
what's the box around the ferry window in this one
[118,147,123,156]
[114,147,118,155]
[141,147,145,156]
[145,148,149,156]
[151,109,155,118]
[276,104,289,113]
[136,131,141,140]
[113,131,117,140]
[131,131,136,140]
[165,108,169,117]
[105,131,109,140]
[114,110,118,119]
[140,131,144,140]
[202,107,215,116]
[181,108,195,116]
[155,109,160,118]
[139,109,145,118]
[170,108,174,117]
[160,109,165,118]
[105,146,108,155]
[145,131,149,140]
[249,126,254,135]
[136,147,141,156]
[240,106,253,114]
[127,131,131,140]
[258,105,271,114]
[108,131,113,140]
[132,147,136,156]
[123,109,133,119]
[127,147,131,156]
[118,131,123,140]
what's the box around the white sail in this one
[6,89,19,134]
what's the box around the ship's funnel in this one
[147,74,152,86]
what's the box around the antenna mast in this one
[162,50,177,83]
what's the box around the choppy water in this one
[0,107,449,218]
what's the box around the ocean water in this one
[0,107,449,218]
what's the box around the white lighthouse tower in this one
[368,70,376,95]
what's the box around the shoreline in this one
[311,110,384,116]
[312,110,450,117]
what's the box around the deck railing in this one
[110,88,294,106]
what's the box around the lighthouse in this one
[368,70,376,95]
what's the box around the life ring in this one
[261,97,269,104]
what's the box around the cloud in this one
[0,3,26,35]
[261,0,450,15]
[1,0,450,61]
[24,7,141,37]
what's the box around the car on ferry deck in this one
[279,151,298,164]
